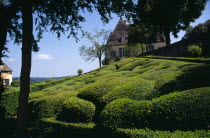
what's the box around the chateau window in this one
[121,35,126,42]
[119,48,128,57]
[4,79,10,86]
[110,51,116,58]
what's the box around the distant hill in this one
[13,76,69,83]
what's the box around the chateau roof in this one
[106,19,166,46]
[0,60,13,72]
[106,19,128,46]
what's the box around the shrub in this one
[94,72,123,82]
[187,45,202,57]
[35,118,96,137]
[117,71,138,77]
[114,56,121,62]
[150,87,210,130]
[101,65,116,71]
[118,59,147,71]
[99,98,152,128]
[77,79,128,106]
[101,79,157,104]
[57,97,95,122]
[102,58,110,65]
[0,91,19,119]
[94,71,113,77]
[100,87,210,130]
[77,69,83,76]
[159,61,175,66]
[140,60,162,68]
[11,80,20,87]
[133,66,154,74]
[115,58,135,69]
[30,77,72,92]
[153,70,182,93]
[93,65,109,71]
[115,128,210,138]
[30,91,78,119]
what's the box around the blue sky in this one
[3,1,210,77]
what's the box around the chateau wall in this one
[1,73,12,85]
[154,41,167,50]
[106,45,126,58]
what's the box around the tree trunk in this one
[0,26,7,93]
[99,57,102,67]
[16,0,33,137]
[140,43,144,54]
[0,7,10,93]
[165,27,171,47]
[0,69,5,93]
[146,44,148,52]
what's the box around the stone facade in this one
[0,61,13,86]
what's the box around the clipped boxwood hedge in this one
[150,87,210,130]
[57,97,95,122]
[115,58,135,69]
[140,60,162,69]
[100,87,210,130]
[99,98,152,128]
[0,91,19,119]
[101,79,157,104]
[30,91,78,119]
[101,65,116,71]
[30,77,73,92]
[115,128,210,138]
[35,118,96,137]
[77,79,128,106]
[133,66,154,74]
[118,59,148,71]
[0,77,74,119]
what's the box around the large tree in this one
[0,0,133,137]
[79,29,110,67]
[134,0,208,46]
[127,21,157,53]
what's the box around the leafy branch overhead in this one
[131,0,208,46]
[79,29,111,67]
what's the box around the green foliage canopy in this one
[132,0,208,46]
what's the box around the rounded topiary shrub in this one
[11,80,20,87]
[99,98,152,128]
[187,45,202,57]
[77,79,128,106]
[30,96,64,119]
[118,59,147,71]
[101,79,157,104]
[115,58,135,69]
[57,97,95,123]
[150,87,210,130]
[29,91,78,119]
